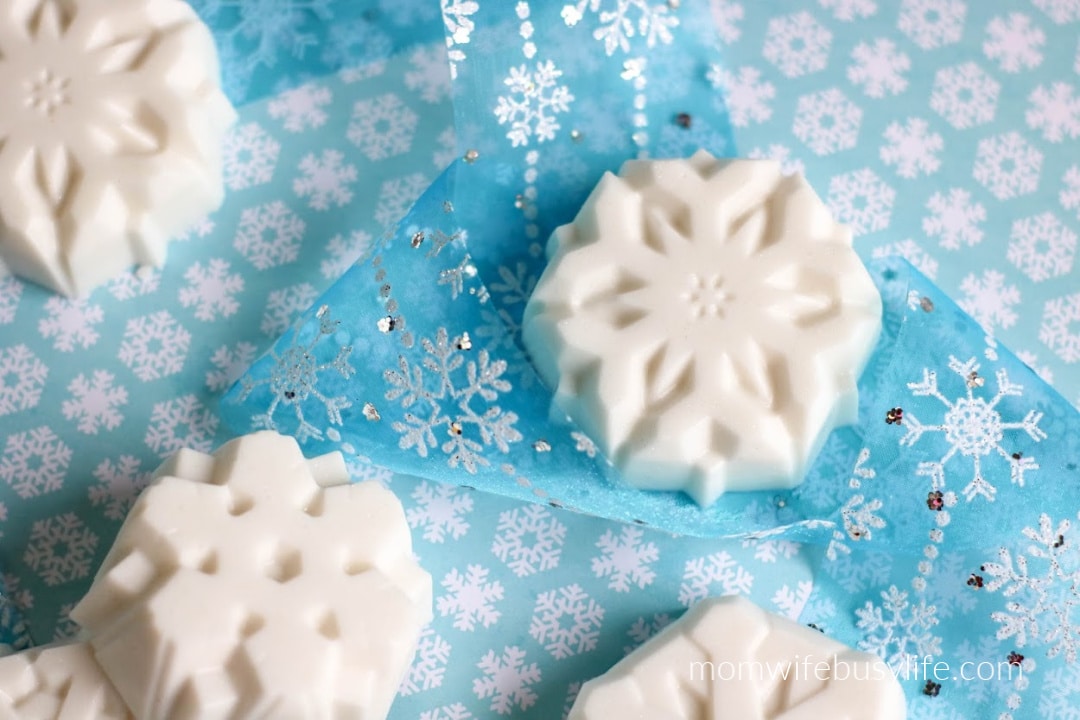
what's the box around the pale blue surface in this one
[2,1,1080,719]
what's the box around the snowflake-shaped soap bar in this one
[522,152,882,506]
[0,642,130,719]
[568,595,905,720]
[0,0,235,297]
[70,431,432,719]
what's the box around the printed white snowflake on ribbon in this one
[560,0,678,55]
[384,327,522,471]
[856,585,942,671]
[494,61,574,147]
[238,305,354,443]
[983,513,1080,663]
[901,356,1046,502]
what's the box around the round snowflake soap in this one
[522,152,882,506]
[568,594,905,720]
[0,0,236,297]
[69,431,432,719]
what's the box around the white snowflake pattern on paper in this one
[772,581,814,620]
[984,13,1045,72]
[37,298,103,352]
[792,88,862,156]
[930,62,1000,129]
[437,564,504,631]
[223,122,281,191]
[347,93,419,160]
[590,526,659,592]
[292,150,358,211]
[320,230,373,280]
[88,455,150,522]
[239,306,354,443]
[384,328,522,472]
[762,11,831,78]
[747,144,805,176]
[856,585,942,670]
[143,394,219,457]
[0,427,71,499]
[1061,165,1080,218]
[262,284,319,337]
[678,551,754,606]
[711,0,743,42]
[623,613,671,654]
[983,513,1080,662]
[108,268,160,301]
[820,0,876,20]
[267,82,332,133]
[178,259,244,322]
[1031,0,1080,24]
[847,38,909,98]
[420,704,473,720]
[116,310,190,383]
[406,481,474,543]
[1007,212,1077,282]
[0,276,22,324]
[901,356,1046,502]
[871,239,940,279]
[1027,82,1080,143]
[234,201,306,270]
[491,505,566,577]
[959,270,1021,332]
[923,188,987,250]
[405,44,451,104]
[61,371,128,435]
[442,0,479,78]
[1040,293,1080,363]
[827,168,895,235]
[561,0,677,56]
[529,584,604,659]
[880,118,943,178]
[375,173,430,227]
[0,345,46,417]
[22,513,97,587]
[205,342,258,392]
[494,61,574,148]
[472,646,540,716]
[399,626,452,696]
[973,131,1043,200]
[708,65,774,127]
[898,0,966,50]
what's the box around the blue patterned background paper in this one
[1,1,1080,719]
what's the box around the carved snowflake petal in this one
[0,0,236,296]
[523,152,881,506]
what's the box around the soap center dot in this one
[24,69,71,117]
[680,273,730,319]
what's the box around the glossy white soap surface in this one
[522,152,882,506]
[0,0,236,297]
[568,594,906,720]
[69,431,432,720]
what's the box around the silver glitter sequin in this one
[377,315,396,333]
[464,149,479,163]
[920,296,935,312]
[411,231,425,248]
[455,332,472,350]
[532,439,551,453]
[362,402,380,421]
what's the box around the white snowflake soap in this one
[0,642,130,719]
[522,152,882,506]
[568,595,905,720]
[0,0,236,297]
[70,431,432,719]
